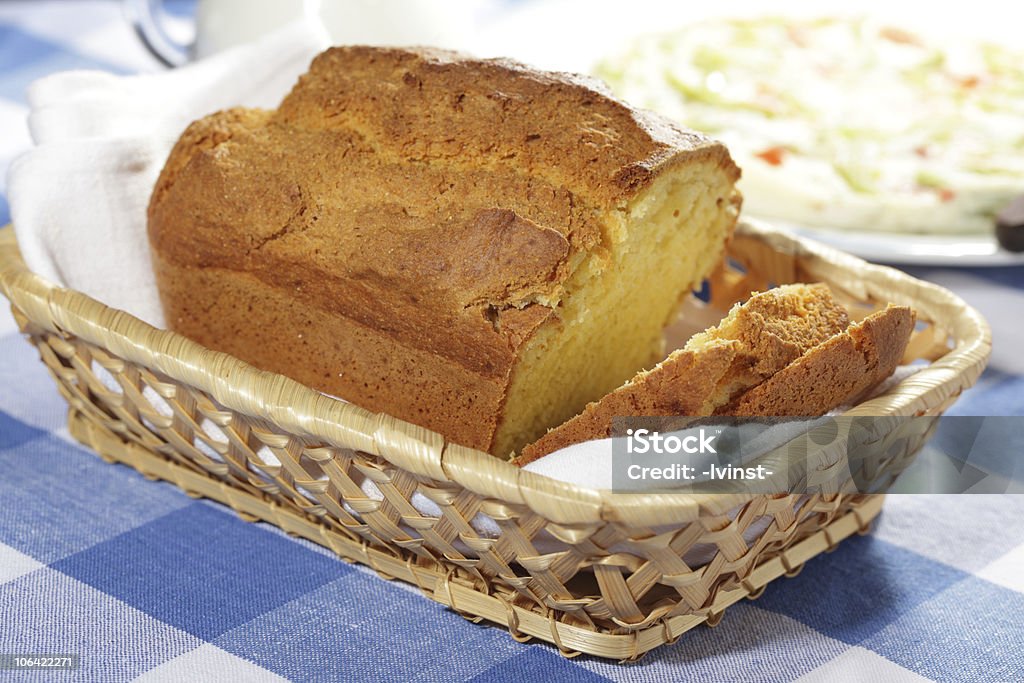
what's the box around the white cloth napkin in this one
[7,20,331,328]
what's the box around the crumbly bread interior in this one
[516,283,849,463]
[495,166,739,456]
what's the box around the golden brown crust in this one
[276,47,741,205]
[515,284,850,464]
[148,46,740,454]
[721,304,916,416]
[152,254,506,448]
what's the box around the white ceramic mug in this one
[126,0,479,66]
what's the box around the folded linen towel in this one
[7,20,330,327]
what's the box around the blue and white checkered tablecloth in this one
[1,2,1023,681]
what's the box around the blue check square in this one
[862,575,1024,681]
[751,534,966,644]
[215,569,524,681]
[468,649,611,682]
[0,432,191,563]
[0,408,46,451]
[0,567,201,682]
[52,502,350,640]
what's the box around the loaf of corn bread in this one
[148,46,742,457]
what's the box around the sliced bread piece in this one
[515,283,850,464]
[720,304,915,416]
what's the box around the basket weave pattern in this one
[0,221,990,659]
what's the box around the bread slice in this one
[148,47,741,457]
[515,283,850,464]
[720,304,915,416]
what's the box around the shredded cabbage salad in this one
[596,16,1024,234]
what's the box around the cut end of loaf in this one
[492,162,741,456]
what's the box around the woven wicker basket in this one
[0,220,990,660]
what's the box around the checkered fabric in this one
[1,2,1023,681]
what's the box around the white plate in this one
[779,222,1024,267]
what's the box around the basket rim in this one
[0,221,992,526]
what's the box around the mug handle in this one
[124,0,193,67]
